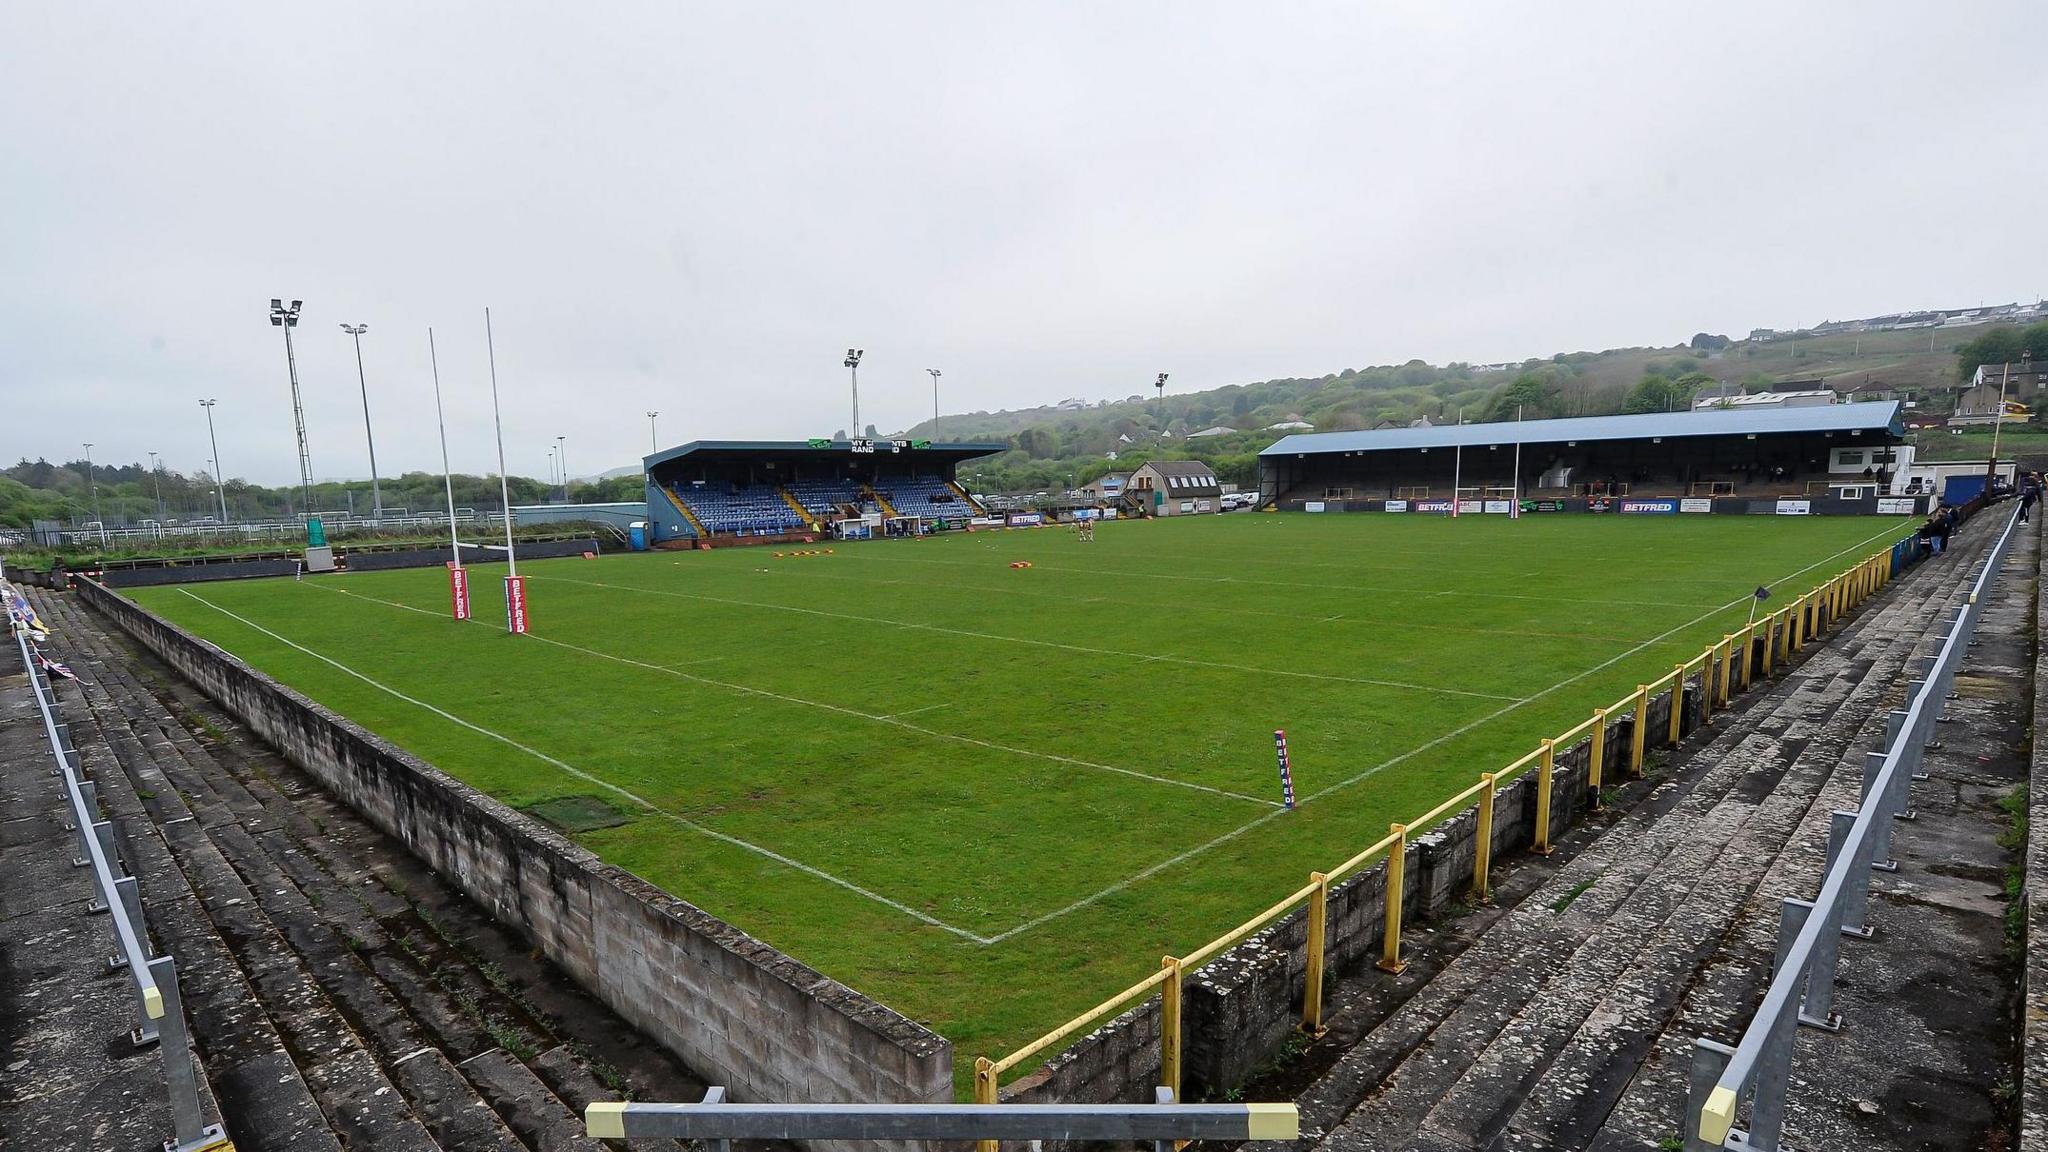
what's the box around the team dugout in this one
[1255,402,1939,514]
[643,438,1004,544]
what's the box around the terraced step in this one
[1291,525,1989,1152]
[30,591,706,1151]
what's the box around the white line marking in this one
[174,588,999,944]
[835,549,1703,609]
[886,702,951,719]
[529,574,1522,702]
[753,563,1623,643]
[982,522,1908,942]
[309,584,1282,808]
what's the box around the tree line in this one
[0,458,645,530]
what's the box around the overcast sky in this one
[4,2,2044,485]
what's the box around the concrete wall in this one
[99,558,300,587]
[78,579,952,1124]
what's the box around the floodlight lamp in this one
[270,298,283,310]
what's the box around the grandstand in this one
[643,438,1003,544]
[1256,401,1948,514]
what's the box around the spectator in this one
[1920,506,1947,555]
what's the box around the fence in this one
[1685,504,2024,1150]
[8,603,227,1152]
[974,531,1922,1129]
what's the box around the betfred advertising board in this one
[1619,498,1678,514]
[448,565,471,620]
[1414,499,1455,513]
[1006,512,1044,527]
[504,574,529,634]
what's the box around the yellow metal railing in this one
[973,541,1906,1119]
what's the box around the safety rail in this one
[1685,505,2023,1150]
[587,1085,1296,1148]
[976,535,1917,1121]
[8,609,227,1152]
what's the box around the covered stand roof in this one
[1259,401,1904,458]
[646,438,1006,471]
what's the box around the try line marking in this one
[527,574,1524,702]
[172,587,998,943]
[980,520,1908,943]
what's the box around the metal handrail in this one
[8,606,226,1152]
[1688,505,2023,1150]
[12,622,159,1011]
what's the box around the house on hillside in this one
[1186,425,1237,439]
[1128,460,1222,516]
[1969,361,2048,395]
[1952,382,2029,426]
[1265,414,1315,431]
[1075,471,1132,502]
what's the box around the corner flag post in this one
[484,307,527,635]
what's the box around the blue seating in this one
[876,475,975,517]
[675,483,805,536]
[785,478,865,516]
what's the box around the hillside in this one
[904,324,1993,494]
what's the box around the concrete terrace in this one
[1243,512,2031,1151]
[1,589,711,1152]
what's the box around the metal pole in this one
[1450,408,1464,517]
[428,328,461,564]
[82,442,105,543]
[200,400,229,523]
[928,368,942,437]
[1510,404,1524,514]
[282,319,312,512]
[648,411,659,454]
[343,323,383,519]
[147,451,165,524]
[845,349,864,436]
[557,434,569,503]
[1990,358,2013,483]
[485,308,518,581]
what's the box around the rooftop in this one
[1260,401,1904,457]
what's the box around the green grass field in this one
[121,512,1910,1089]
